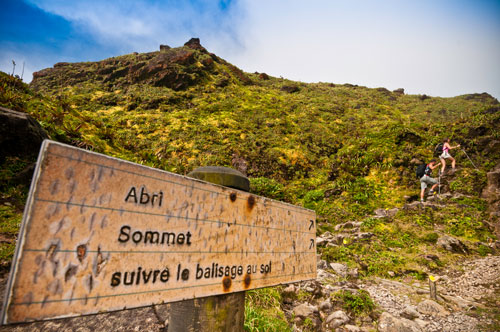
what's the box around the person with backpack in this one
[439,138,460,175]
[417,160,439,202]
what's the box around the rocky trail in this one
[362,255,500,332]
[289,254,500,332]
[287,184,500,332]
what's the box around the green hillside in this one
[1,39,499,330]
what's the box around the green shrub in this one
[478,244,492,257]
[333,290,375,315]
[421,232,439,243]
[449,169,487,195]
[364,249,406,276]
[361,217,381,230]
[382,232,418,249]
[0,242,16,263]
[451,196,487,211]
[446,216,485,239]
[302,189,325,209]
[244,288,291,332]
[407,270,428,280]
[413,213,434,227]
[301,318,315,332]
[0,157,28,182]
[249,177,285,201]
[0,206,21,235]
[321,246,355,265]
[348,178,379,205]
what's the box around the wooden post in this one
[168,166,249,332]
[429,275,437,300]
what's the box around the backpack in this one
[434,143,444,156]
[416,164,426,179]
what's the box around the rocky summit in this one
[1,39,499,331]
[32,38,223,92]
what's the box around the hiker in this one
[419,160,439,202]
[439,138,460,174]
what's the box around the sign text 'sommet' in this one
[1,140,316,324]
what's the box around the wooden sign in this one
[1,140,316,324]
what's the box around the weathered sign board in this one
[1,140,316,324]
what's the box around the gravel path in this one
[362,255,500,332]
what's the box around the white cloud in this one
[27,0,247,53]
[6,0,500,98]
[227,0,500,98]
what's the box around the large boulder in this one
[436,235,469,254]
[329,262,349,277]
[377,312,422,332]
[482,163,500,215]
[0,107,48,163]
[282,284,297,304]
[280,85,300,93]
[416,300,449,317]
[344,325,361,332]
[184,37,207,52]
[292,303,318,318]
[401,305,421,320]
[482,139,500,155]
[258,72,270,80]
[325,310,349,328]
[393,88,405,95]
[374,208,399,218]
[395,132,422,145]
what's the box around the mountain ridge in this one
[30,38,254,93]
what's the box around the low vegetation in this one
[333,289,375,316]
[245,288,291,332]
[1,41,499,329]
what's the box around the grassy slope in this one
[1,45,499,329]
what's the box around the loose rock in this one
[0,107,49,163]
[416,299,449,317]
[343,324,361,332]
[374,208,399,218]
[326,310,349,328]
[329,263,349,277]
[319,300,332,312]
[377,312,422,332]
[401,305,421,320]
[436,235,469,254]
[292,303,318,318]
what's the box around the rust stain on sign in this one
[1,140,316,324]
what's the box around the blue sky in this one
[1,0,499,98]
